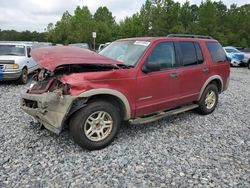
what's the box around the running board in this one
[130,104,199,125]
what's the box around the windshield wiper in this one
[95,64,121,69]
[117,64,135,69]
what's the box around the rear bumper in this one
[21,92,76,134]
[0,70,22,81]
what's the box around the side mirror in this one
[27,47,31,58]
[142,61,160,73]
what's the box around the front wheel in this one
[17,68,28,84]
[69,100,121,150]
[248,61,250,69]
[196,84,219,115]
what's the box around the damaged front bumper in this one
[21,92,76,134]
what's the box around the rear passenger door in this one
[177,41,208,104]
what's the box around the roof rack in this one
[167,34,213,39]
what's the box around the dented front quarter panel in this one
[59,68,138,117]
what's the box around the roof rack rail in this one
[167,34,213,39]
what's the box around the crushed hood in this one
[31,46,120,71]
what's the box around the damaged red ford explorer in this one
[21,35,230,150]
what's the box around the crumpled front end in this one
[21,92,75,134]
[20,66,80,134]
[20,62,131,134]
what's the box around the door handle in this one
[169,73,178,78]
[202,67,209,73]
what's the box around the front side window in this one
[146,42,176,69]
[180,42,198,66]
[0,45,25,56]
[206,42,227,62]
[99,41,150,66]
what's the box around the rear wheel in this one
[248,61,250,69]
[17,68,28,84]
[196,84,218,115]
[70,100,121,150]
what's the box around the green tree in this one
[93,7,116,45]
[140,0,153,36]
[52,11,72,44]
[45,23,54,42]
[69,6,93,44]
[118,13,143,38]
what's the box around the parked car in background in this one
[32,42,53,49]
[241,48,250,69]
[98,42,111,52]
[242,48,250,54]
[69,43,90,50]
[21,35,230,150]
[223,46,249,67]
[0,43,39,84]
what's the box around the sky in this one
[0,0,247,32]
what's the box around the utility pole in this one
[92,32,96,51]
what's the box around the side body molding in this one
[198,75,223,101]
[78,88,131,120]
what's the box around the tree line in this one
[0,30,46,42]
[1,0,250,47]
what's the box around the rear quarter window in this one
[206,42,227,63]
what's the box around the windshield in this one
[225,48,240,53]
[99,41,150,66]
[0,45,26,56]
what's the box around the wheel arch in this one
[78,88,131,120]
[198,75,223,101]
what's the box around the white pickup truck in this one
[0,43,39,84]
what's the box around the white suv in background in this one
[0,43,39,84]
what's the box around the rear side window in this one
[206,42,227,62]
[147,42,176,69]
[180,42,203,66]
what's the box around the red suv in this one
[21,35,230,150]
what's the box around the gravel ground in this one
[0,68,249,187]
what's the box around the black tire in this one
[248,61,250,69]
[69,100,121,150]
[17,68,28,84]
[196,84,219,115]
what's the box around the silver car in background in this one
[69,43,90,50]
[0,43,39,84]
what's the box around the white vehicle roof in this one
[0,42,32,47]
[223,46,237,50]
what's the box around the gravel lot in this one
[0,68,249,187]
